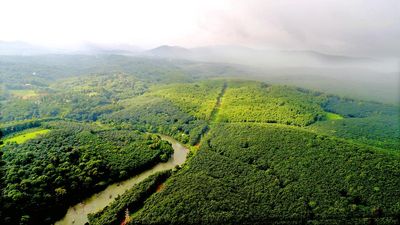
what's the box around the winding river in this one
[55,135,189,225]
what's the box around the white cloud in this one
[0,0,399,57]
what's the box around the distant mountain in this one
[0,42,394,73]
[142,45,394,72]
[143,45,262,62]
[144,45,377,65]
[144,45,192,59]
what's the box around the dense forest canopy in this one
[132,124,400,225]
[1,121,173,224]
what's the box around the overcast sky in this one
[0,0,399,57]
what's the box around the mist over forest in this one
[1,41,399,104]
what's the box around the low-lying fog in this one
[0,41,399,104]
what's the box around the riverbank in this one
[55,135,189,225]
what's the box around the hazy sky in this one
[0,0,399,57]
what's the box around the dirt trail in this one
[209,82,227,123]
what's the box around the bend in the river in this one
[55,134,189,225]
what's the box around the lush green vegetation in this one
[53,74,148,100]
[311,96,400,150]
[88,170,172,225]
[322,96,398,118]
[0,55,399,225]
[310,115,400,151]
[150,80,225,120]
[101,96,208,145]
[0,118,56,136]
[0,128,50,146]
[132,123,400,224]
[0,122,173,225]
[9,89,38,99]
[217,81,327,126]
[0,55,193,87]
[0,131,5,222]
[325,112,344,120]
[0,74,148,122]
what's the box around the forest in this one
[131,124,400,225]
[216,81,327,126]
[149,80,226,120]
[100,96,209,145]
[0,55,399,225]
[0,121,173,224]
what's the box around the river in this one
[55,135,189,225]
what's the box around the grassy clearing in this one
[325,112,343,120]
[1,129,50,146]
[10,89,38,99]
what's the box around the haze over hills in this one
[2,41,397,73]
[0,41,398,104]
[1,41,396,68]
[0,41,59,55]
[0,41,143,55]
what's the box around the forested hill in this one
[0,63,399,224]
